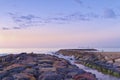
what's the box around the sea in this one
[0,48,120,54]
[0,48,60,54]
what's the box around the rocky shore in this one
[56,49,120,78]
[0,53,97,80]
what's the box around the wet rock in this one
[56,49,120,78]
[2,76,14,80]
[0,71,9,79]
[74,73,97,80]
[40,67,56,72]
[0,53,97,80]
[39,71,64,80]
[23,68,38,77]
[0,65,3,71]
[53,60,70,68]
[38,60,54,65]
[5,64,25,73]
[13,73,36,80]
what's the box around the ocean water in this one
[1,48,120,54]
[96,48,120,52]
[0,48,60,54]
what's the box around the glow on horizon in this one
[0,0,120,48]
[0,26,119,48]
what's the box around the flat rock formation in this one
[0,53,97,80]
[56,49,120,78]
[95,52,120,66]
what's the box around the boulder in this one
[39,71,64,80]
[13,73,36,80]
[0,53,97,80]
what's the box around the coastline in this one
[0,48,120,80]
[56,49,120,78]
[0,52,97,80]
[1,48,120,54]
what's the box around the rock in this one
[5,64,25,73]
[13,73,36,80]
[0,53,97,80]
[38,60,54,65]
[0,71,9,79]
[0,65,3,71]
[2,76,14,80]
[25,62,37,68]
[57,68,85,75]
[56,49,120,78]
[39,71,64,80]
[23,68,38,77]
[40,67,56,72]
[53,60,69,68]
[74,73,97,80]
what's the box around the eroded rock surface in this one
[0,53,97,80]
[56,49,120,78]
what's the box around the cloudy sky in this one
[0,0,120,48]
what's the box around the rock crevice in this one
[0,53,97,80]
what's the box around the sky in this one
[0,0,120,48]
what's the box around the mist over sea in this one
[0,48,120,54]
[0,48,60,54]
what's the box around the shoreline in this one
[0,52,97,80]
[0,48,120,79]
[56,49,120,78]
[1,48,120,54]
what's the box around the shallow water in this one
[53,53,120,80]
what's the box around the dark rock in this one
[23,68,39,77]
[56,49,120,78]
[13,73,36,80]
[0,71,9,79]
[0,53,97,80]
[2,76,14,80]
[39,71,64,80]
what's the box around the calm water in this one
[0,48,60,54]
[96,48,120,52]
[1,48,120,54]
